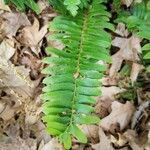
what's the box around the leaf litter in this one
[0,1,149,150]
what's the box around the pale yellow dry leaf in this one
[121,0,133,7]
[0,12,30,38]
[0,0,10,11]
[100,101,135,131]
[92,128,114,150]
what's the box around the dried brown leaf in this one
[92,128,114,150]
[0,12,30,38]
[100,101,135,132]
[80,125,99,139]
[0,135,37,150]
[18,17,48,55]
[95,86,125,118]
[110,35,142,83]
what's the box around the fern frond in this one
[4,0,41,14]
[42,0,113,148]
[48,0,90,16]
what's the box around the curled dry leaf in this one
[0,12,30,39]
[18,17,48,55]
[92,127,114,150]
[100,101,135,132]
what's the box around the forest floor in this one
[0,0,149,150]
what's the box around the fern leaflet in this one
[4,0,41,14]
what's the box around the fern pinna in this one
[48,0,90,16]
[4,0,41,14]
[42,0,113,149]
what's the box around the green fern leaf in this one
[48,0,90,16]
[4,0,41,14]
[64,0,81,16]
[42,0,113,148]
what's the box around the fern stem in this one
[60,10,89,135]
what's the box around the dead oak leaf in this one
[18,17,48,55]
[0,39,35,98]
[100,101,135,132]
[92,127,114,150]
[0,12,30,38]
[95,86,125,118]
[110,35,142,83]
